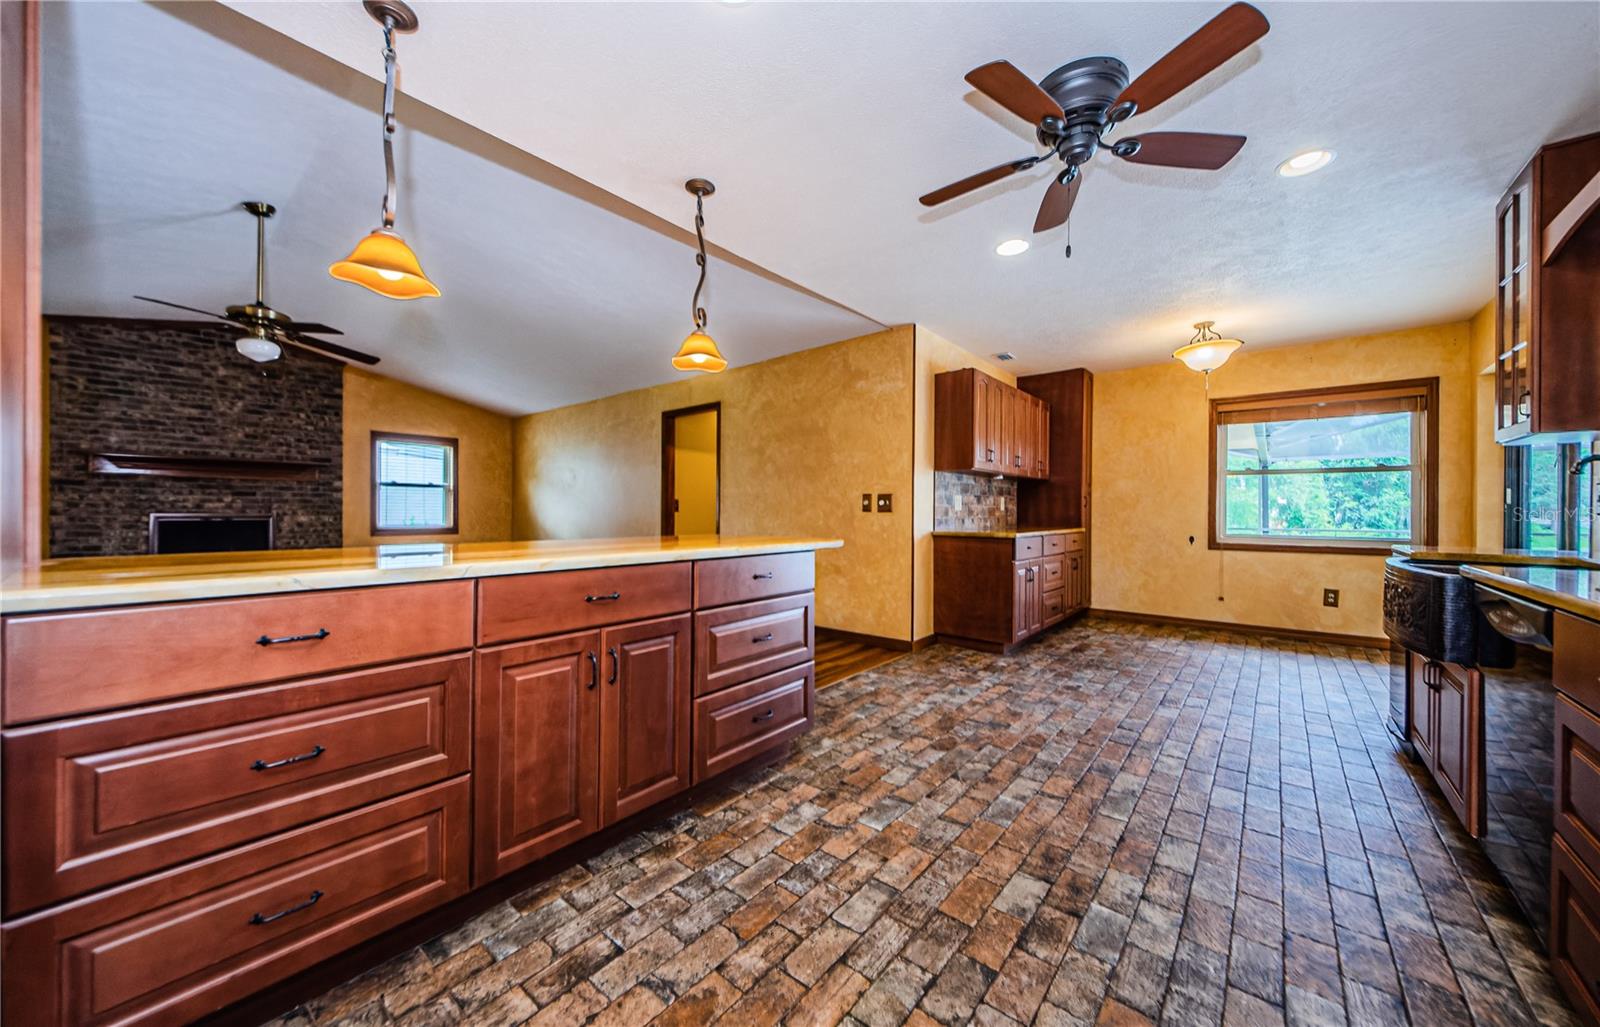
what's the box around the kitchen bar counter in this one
[1462,563,1600,623]
[932,527,1084,539]
[1393,545,1598,568]
[0,535,843,614]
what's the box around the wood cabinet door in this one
[1066,553,1085,611]
[600,614,691,826]
[474,631,601,882]
[1011,563,1031,644]
[1035,398,1050,479]
[1430,660,1484,837]
[1550,834,1600,1025]
[975,374,1002,473]
[1409,653,1436,762]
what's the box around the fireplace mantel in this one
[87,453,322,481]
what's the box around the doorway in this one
[661,403,720,536]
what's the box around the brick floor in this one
[262,618,1576,1026]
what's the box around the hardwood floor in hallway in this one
[815,632,906,689]
[258,618,1572,1027]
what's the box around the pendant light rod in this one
[380,19,397,229]
[242,201,275,307]
[686,178,715,330]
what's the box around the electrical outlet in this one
[876,493,893,513]
[861,493,872,513]
[1323,588,1340,608]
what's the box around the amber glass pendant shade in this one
[329,229,440,300]
[671,330,728,373]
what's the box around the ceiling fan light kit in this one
[672,178,729,374]
[329,0,440,300]
[919,2,1269,250]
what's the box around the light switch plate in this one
[876,493,893,513]
[861,493,872,513]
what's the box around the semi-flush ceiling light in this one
[236,327,282,364]
[995,239,1029,256]
[1277,149,1335,177]
[672,179,728,373]
[1173,320,1243,374]
[329,1,439,300]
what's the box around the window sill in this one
[372,526,459,538]
[1211,538,1413,556]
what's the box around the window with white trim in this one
[372,433,457,535]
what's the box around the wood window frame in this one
[1207,378,1440,556]
[370,431,459,537]
[660,402,721,537]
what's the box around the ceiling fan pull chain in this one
[379,20,398,230]
[691,194,709,330]
[1064,213,1072,260]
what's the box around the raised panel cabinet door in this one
[1555,694,1600,872]
[600,614,691,826]
[1409,654,1437,763]
[1550,834,1600,1025]
[1066,553,1085,611]
[1012,562,1031,644]
[474,631,601,882]
[981,374,1004,473]
[1431,661,1485,837]
[1036,398,1050,478]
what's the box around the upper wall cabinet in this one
[935,368,1050,479]
[1495,132,1600,445]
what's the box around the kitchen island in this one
[0,535,838,1027]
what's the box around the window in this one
[1505,442,1593,553]
[371,432,457,535]
[1209,379,1438,553]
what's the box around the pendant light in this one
[672,179,728,373]
[1173,320,1243,375]
[329,1,439,300]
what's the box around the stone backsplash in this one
[48,317,344,557]
[934,471,1016,532]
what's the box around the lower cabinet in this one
[1407,652,1485,836]
[1012,560,1042,644]
[693,662,815,782]
[1551,834,1600,1024]
[474,616,693,883]
[1,778,470,1027]
[936,533,1086,652]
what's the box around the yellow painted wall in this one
[1469,301,1503,551]
[513,327,917,641]
[342,368,514,546]
[912,326,1016,642]
[672,408,719,535]
[1092,320,1478,640]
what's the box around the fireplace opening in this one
[149,514,274,555]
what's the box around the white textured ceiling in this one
[225,0,1600,375]
[40,2,881,415]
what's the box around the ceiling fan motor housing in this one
[1037,57,1129,164]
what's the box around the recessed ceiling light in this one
[995,239,1029,257]
[1277,149,1335,177]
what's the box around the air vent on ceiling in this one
[993,352,1016,361]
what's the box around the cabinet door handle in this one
[753,708,776,723]
[256,628,329,647]
[752,572,775,580]
[587,651,599,690]
[251,744,325,772]
[249,889,323,925]
[986,448,995,460]
[585,592,621,604]
[752,633,774,643]
[608,647,619,685]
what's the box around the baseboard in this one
[911,634,937,653]
[816,626,914,652]
[1087,608,1389,649]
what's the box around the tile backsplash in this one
[935,472,1016,532]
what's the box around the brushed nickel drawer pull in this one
[585,592,621,603]
[251,744,325,772]
[249,889,323,925]
[753,708,776,723]
[256,628,330,647]
[752,633,774,643]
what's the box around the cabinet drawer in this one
[1014,536,1042,559]
[2,582,474,725]
[1,778,470,1027]
[1551,834,1600,1025]
[478,563,691,645]
[3,656,470,915]
[694,551,814,609]
[694,593,814,697]
[1557,612,1600,715]
[1557,694,1600,874]
[1043,588,1066,628]
[1040,555,1065,589]
[693,663,814,782]
[1042,533,1066,555]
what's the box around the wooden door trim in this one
[660,402,721,537]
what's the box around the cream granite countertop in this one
[1461,563,1600,623]
[1392,545,1598,568]
[932,527,1084,539]
[0,535,843,615]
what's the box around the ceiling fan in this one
[134,202,381,366]
[919,2,1269,236]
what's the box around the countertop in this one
[0,535,844,615]
[932,527,1084,539]
[1392,545,1599,568]
[1462,563,1600,623]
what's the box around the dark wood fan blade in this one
[1033,175,1082,233]
[132,296,236,322]
[1119,132,1246,170]
[280,331,380,365]
[282,321,345,336]
[920,158,1035,207]
[964,60,1063,127]
[1116,3,1269,116]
